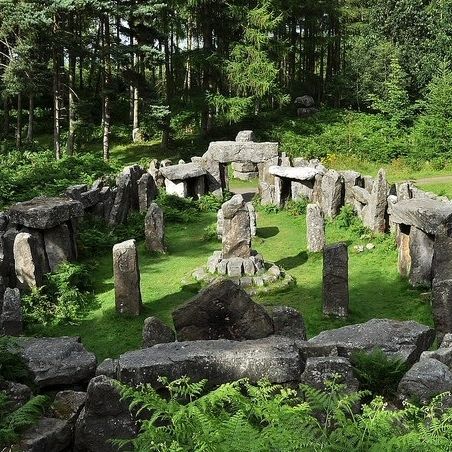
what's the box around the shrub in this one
[21,263,96,326]
[261,204,280,214]
[197,193,227,212]
[335,205,370,237]
[202,224,218,242]
[350,348,408,397]
[285,198,309,216]
[115,376,452,451]
[156,193,199,223]
[0,337,29,382]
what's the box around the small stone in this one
[240,277,254,288]
[207,251,222,274]
[192,267,208,281]
[217,260,228,275]
[267,265,281,278]
[142,317,175,348]
[253,276,265,287]
[243,258,256,276]
[366,243,375,250]
[52,390,86,424]
[227,257,243,277]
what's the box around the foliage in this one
[0,392,48,448]
[115,376,452,451]
[78,212,146,256]
[261,204,280,214]
[156,193,200,224]
[285,198,309,217]
[21,263,95,326]
[202,223,218,242]
[334,205,369,237]
[0,150,116,209]
[350,348,408,397]
[0,337,29,383]
[197,192,231,213]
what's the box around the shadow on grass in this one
[275,251,308,270]
[257,227,280,239]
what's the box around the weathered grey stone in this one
[441,334,452,348]
[309,319,435,365]
[164,178,187,197]
[65,184,88,200]
[43,223,75,271]
[269,165,319,181]
[204,141,279,164]
[17,336,96,388]
[8,197,83,230]
[243,258,256,276]
[398,358,452,404]
[14,232,47,290]
[227,257,244,277]
[233,171,259,181]
[172,279,274,341]
[117,336,303,388]
[396,182,413,201]
[397,224,412,278]
[1,381,31,411]
[363,169,388,233]
[113,239,142,316]
[160,162,206,181]
[294,95,315,108]
[222,195,252,259]
[408,227,434,287]
[352,186,370,205]
[123,165,146,211]
[306,203,325,253]
[80,187,101,209]
[431,215,452,339]
[232,161,257,172]
[142,316,175,348]
[95,358,119,378]
[74,375,137,452]
[0,287,22,336]
[301,357,359,392]
[321,170,344,218]
[207,251,222,273]
[52,390,86,424]
[323,243,349,317]
[144,203,166,254]
[421,347,452,368]
[108,172,131,225]
[235,130,256,142]
[19,417,72,452]
[138,173,157,213]
[340,171,363,205]
[269,306,307,340]
[389,198,452,235]
[258,156,279,205]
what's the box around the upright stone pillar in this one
[0,288,23,336]
[364,168,388,233]
[113,239,142,316]
[323,243,349,317]
[222,194,252,259]
[321,170,344,218]
[306,204,325,253]
[432,214,452,340]
[145,203,166,254]
[138,173,157,213]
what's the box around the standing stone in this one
[222,195,252,259]
[431,215,452,340]
[306,204,325,253]
[138,173,157,213]
[109,172,131,226]
[14,232,47,290]
[142,316,175,348]
[363,169,388,233]
[323,243,349,318]
[0,287,22,335]
[43,223,75,272]
[320,170,344,218]
[340,170,363,205]
[235,130,256,142]
[144,203,166,254]
[113,240,142,316]
[247,202,257,237]
[408,227,434,287]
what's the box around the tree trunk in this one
[201,18,213,136]
[131,34,140,142]
[102,15,111,161]
[67,48,76,155]
[53,14,62,160]
[26,94,34,142]
[2,96,9,138]
[16,93,22,149]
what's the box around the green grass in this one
[31,209,432,362]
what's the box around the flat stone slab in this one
[204,141,279,163]
[269,165,319,181]
[160,162,206,181]
[117,336,303,387]
[9,197,84,229]
[389,198,452,234]
[308,319,435,365]
[17,337,96,388]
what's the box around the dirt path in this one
[414,175,452,185]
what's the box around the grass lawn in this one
[31,207,432,362]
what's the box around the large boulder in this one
[117,336,303,388]
[269,306,307,340]
[51,390,86,424]
[269,166,319,181]
[17,337,96,388]
[204,141,279,164]
[43,223,76,271]
[160,162,206,181]
[8,197,83,230]
[74,375,137,452]
[398,358,452,404]
[308,319,435,366]
[172,279,274,341]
